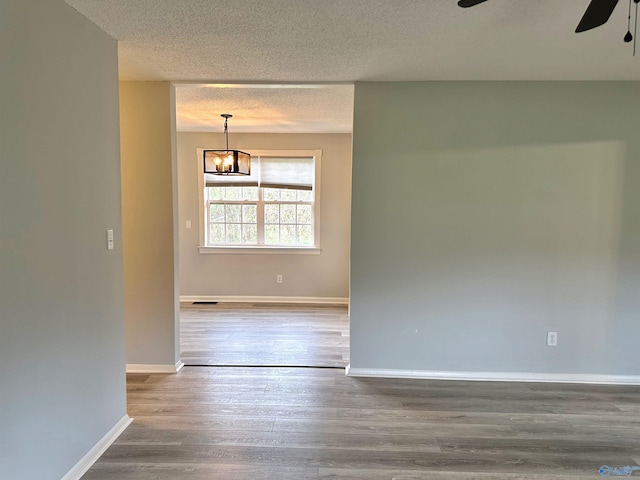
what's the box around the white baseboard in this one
[126,360,184,374]
[61,414,132,480]
[180,295,349,305]
[345,366,640,386]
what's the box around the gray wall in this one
[0,0,126,478]
[120,82,180,366]
[351,82,640,376]
[178,132,352,299]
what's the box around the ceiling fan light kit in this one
[458,0,640,55]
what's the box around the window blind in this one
[206,156,314,190]
[259,156,314,190]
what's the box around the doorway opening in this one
[180,303,349,367]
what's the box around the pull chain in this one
[634,0,638,56]
[622,0,639,55]
[625,0,633,42]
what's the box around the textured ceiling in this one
[175,84,354,133]
[65,0,640,132]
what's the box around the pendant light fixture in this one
[203,114,251,175]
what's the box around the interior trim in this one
[345,366,640,385]
[60,415,132,480]
[126,361,184,374]
[180,295,349,305]
[198,246,321,255]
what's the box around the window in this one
[206,186,313,246]
[197,150,321,252]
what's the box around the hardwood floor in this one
[82,306,640,478]
[83,367,640,479]
[180,303,349,367]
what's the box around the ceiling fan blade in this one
[575,0,619,32]
[457,0,489,7]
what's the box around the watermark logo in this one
[599,465,640,477]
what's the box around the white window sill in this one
[198,246,321,255]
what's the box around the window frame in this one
[196,149,322,254]
[207,191,260,245]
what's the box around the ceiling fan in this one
[458,0,640,54]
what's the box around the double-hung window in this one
[198,149,321,252]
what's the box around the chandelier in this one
[203,114,251,175]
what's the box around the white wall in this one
[0,1,126,478]
[120,82,180,367]
[178,132,351,300]
[350,82,640,378]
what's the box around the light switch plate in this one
[107,229,114,250]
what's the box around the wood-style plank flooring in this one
[180,303,349,367]
[83,367,640,479]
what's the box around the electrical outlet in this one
[276,274,283,284]
[547,331,558,347]
[186,220,192,229]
